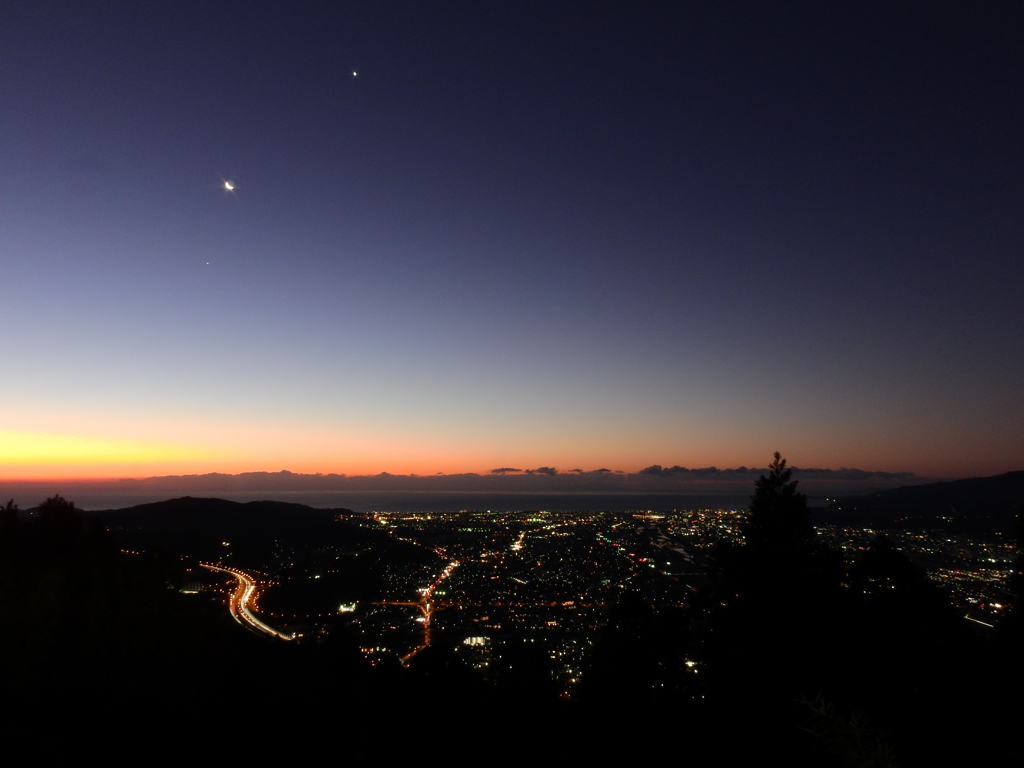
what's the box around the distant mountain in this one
[813,471,1024,533]
[87,496,423,563]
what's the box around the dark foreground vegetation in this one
[2,456,1022,764]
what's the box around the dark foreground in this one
[2,464,1022,765]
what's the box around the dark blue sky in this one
[2,2,1022,479]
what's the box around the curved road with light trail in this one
[201,563,297,641]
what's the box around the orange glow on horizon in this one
[0,427,639,480]
[0,429,992,482]
[0,430,226,478]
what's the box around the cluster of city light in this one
[171,503,1019,703]
[346,510,692,688]
[816,524,1016,620]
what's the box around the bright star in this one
[224,181,234,191]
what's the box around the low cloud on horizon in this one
[638,464,914,481]
[1,464,925,500]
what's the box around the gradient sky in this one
[2,2,1022,480]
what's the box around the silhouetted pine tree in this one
[0,499,17,532]
[698,453,850,747]
[743,452,816,551]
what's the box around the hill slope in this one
[814,470,1024,532]
[89,495,415,556]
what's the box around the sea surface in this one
[2,486,752,513]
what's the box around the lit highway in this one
[201,563,297,641]
[375,559,460,664]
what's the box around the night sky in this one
[3,2,1022,480]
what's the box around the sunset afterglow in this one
[2,4,1020,485]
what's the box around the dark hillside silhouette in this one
[817,470,1024,532]
[2,476,1018,761]
[687,454,1013,765]
[0,496,401,751]
[993,504,1024,717]
[0,497,253,736]
[90,496,419,560]
[90,497,439,612]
